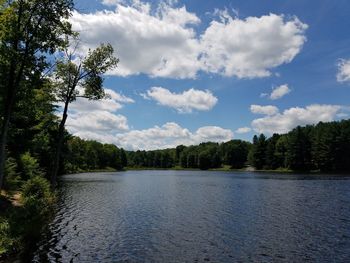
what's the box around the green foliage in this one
[4,157,21,189]
[21,176,54,214]
[62,137,126,173]
[53,42,119,104]
[0,0,74,190]
[120,148,127,168]
[248,120,350,172]
[0,217,16,257]
[20,152,44,180]
[198,151,211,170]
[82,44,119,100]
[249,134,267,169]
[0,177,55,258]
[126,140,251,170]
[223,140,250,169]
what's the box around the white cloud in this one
[102,0,124,5]
[61,85,229,150]
[69,88,134,113]
[200,13,308,78]
[251,104,342,134]
[337,59,350,83]
[114,123,233,150]
[269,84,291,100]
[235,127,252,134]
[144,87,218,113]
[250,104,279,115]
[71,2,201,79]
[73,122,233,150]
[67,111,129,134]
[107,89,135,103]
[65,88,133,141]
[70,2,307,79]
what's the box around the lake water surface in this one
[32,171,350,262]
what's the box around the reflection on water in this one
[31,171,350,262]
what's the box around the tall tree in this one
[0,0,73,189]
[249,134,267,169]
[286,126,312,171]
[51,41,118,185]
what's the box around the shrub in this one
[0,217,16,257]
[21,176,54,213]
[20,152,44,180]
[4,157,21,190]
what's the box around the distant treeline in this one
[60,119,350,173]
[249,120,350,172]
[4,118,350,189]
[126,140,251,170]
[62,137,127,174]
[126,119,350,172]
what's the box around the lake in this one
[31,170,350,262]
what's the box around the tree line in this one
[249,120,350,172]
[127,120,350,172]
[127,140,251,170]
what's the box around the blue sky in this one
[66,0,350,150]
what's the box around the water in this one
[31,171,350,262]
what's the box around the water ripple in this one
[31,171,350,262]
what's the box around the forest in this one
[126,119,350,172]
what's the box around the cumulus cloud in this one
[235,127,252,134]
[251,104,342,134]
[269,84,291,100]
[62,86,229,150]
[337,59,350,83]
[69,88,134,113]
[70,2,307,79]
[71,2,201,79]
[250,104,279,115]
[144,87,218,113]
[65,88,133,139]
[73,122,233,150]
[67,111,129,133]
[200,13,307,78]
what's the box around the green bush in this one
[4,157,21,190]
[21,176,54,213]
[20,152,44,180]
[0,217,16,257]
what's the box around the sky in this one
[65,0,350,150]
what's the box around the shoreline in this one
[63,167,350,176]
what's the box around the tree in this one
[50,40,118,185]
[285,126,312,171]
[265,134,280,170]
[198,150,211,170]
[175,145,186,166]
[224,140,250,169]
[0,0,73,190]
[274,135,288,168]
[120,148,127,168]
[249,134,267,169]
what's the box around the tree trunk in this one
[0,62,19,190]
[51,100,69,187]
[0,116,10,190]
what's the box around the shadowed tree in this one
[0,0,73,190]
[51,40,118,186]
